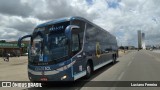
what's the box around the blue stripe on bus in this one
[71,58,74,77]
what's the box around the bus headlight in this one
[61,75,67,80]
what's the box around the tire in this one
[112,54,116,64]
[85,62,92,79]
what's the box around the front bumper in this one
[28,68,74,81]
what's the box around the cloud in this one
[27,0,96,21]
[6,17,39,33]
[0,0,33,17]
[0,14,43,40]
[0,0,160,46]
[91,0,160,46]
[0,27,22,40]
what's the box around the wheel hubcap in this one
[87,65,91,74]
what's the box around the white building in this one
[137,30,142,49]
[142,33,146,49]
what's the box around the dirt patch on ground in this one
[0,56,28,65]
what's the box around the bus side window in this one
[79,32,84,48]
[72,34,80,55]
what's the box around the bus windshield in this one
[30,32,69,64]
[31,35,45,56]
[30,34,49,63]
[48,33,68,60]
[29,21,71,65]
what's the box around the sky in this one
[0,0,160,47]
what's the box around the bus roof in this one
[36,16,86,28]
[35,16,115,39]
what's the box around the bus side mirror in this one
[18,34,32,48]
[65,25,80,39]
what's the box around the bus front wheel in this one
[85,63,92,79]
[112,54,117,64]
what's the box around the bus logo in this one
[96,42,101,58]
[35,66,51,71]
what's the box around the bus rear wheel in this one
[85,63,92,79]
[112,54,117,64]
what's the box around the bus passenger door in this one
[71,28,86,75]
[65,25,86,76]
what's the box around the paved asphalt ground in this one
[0,50,160,90]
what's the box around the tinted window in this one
[72,34,80,52]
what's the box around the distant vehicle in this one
[8,53,10,57]
[8,52,20,57]
[18,16,118,81]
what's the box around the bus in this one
[18,16,118,81]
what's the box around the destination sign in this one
[33,21,70,33]
[48,21,70,32]
[49,25,64,31]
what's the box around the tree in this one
[0,40,6,43]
